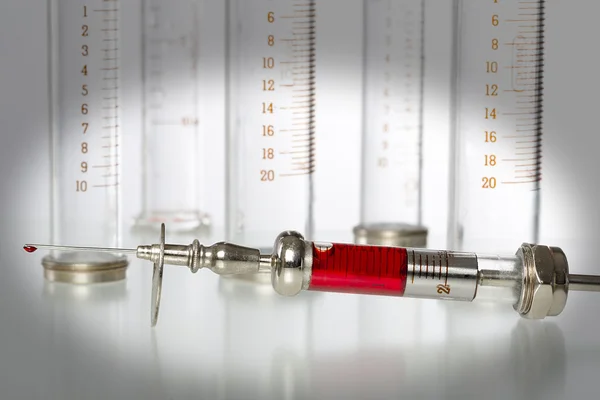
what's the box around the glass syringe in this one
[25,224,600,326]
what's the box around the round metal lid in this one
[353,222,428,247]
[42,252,128,284]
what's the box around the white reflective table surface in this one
[2,220,600,400]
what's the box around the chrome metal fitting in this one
[514,243,569,319]
[270,231,312,296]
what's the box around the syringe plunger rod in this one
[569,274,600,292]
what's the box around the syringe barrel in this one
[226,0,317,250]
[46,0,124,268]
[448,0,545,253]
[307,242,484,302]
[135,0,209,232]
[271,237,522,305]
[359,0,424,229]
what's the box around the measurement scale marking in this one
[281,149,313,155]
[444,253,449,286]
[509,0,545,186]
[276,2,315,177]
[502,158,539,162]
[515,163,540,168]
[92,164,119,169]
[279,172,312,177]
[411,250,416,284]
[93,183,119,188]
[502,181,541,185]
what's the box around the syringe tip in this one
[23,245,37,253]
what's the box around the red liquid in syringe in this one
[309,243,408,296]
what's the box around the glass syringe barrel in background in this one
[46,0,125,269]
[356,0,426,247]
[135,0,209,232]
[448,0,544,252]
[226,0,316,250]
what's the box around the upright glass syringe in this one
[45,0,127,282]
[355,0,427,248]
[226,0,316,250]
[25,224,600,326]
[134,0,210,232]
[448,0,545,252]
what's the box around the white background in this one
[2,0,598,251]
[1,1,600,399]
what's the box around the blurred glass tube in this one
[134,0,210,232]
[226,0,316,250]
[448,0,544,252]
[45,0,126,271]
[355,0,427,247]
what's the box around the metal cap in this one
[353,223,428,247]
[42,253,128,284]
[514,243,569,319]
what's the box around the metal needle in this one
[24,244,138,254]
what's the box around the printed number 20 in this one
[261,170,275,181]
[482,177,496,189]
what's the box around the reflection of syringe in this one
[25,224,600,326]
